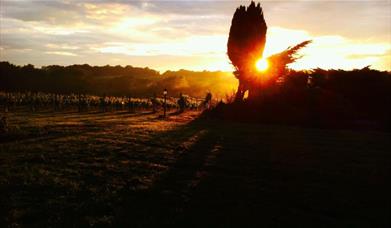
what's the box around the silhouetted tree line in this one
[205,67,391,131]
[0,62,236,98]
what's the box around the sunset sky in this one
[0,0,390,72]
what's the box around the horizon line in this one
[1,61,390,74]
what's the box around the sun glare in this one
[256,58,269,72]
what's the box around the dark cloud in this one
[2,0,390,38]
[2,1,84,25]
[1,0,390,70]
[262,1,391,40]
[129,1,240,16]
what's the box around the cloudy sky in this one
[0,0,390,72]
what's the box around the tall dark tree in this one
[227,1,312,101]
[227,1,267,101]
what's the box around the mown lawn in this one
[1,109,389,227]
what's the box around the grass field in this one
[1,109,390,227]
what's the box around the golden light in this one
[255,58,269,72]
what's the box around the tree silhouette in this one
[227,1,312,101]
[227,1,267,101]
[264,40,312,82]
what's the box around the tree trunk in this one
[235,80,248,102]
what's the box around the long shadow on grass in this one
[3,112,388,227]
[114,118,216,226]
[114,117,390,227]
[113,117,273,227]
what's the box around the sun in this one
[255,58,269,72]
